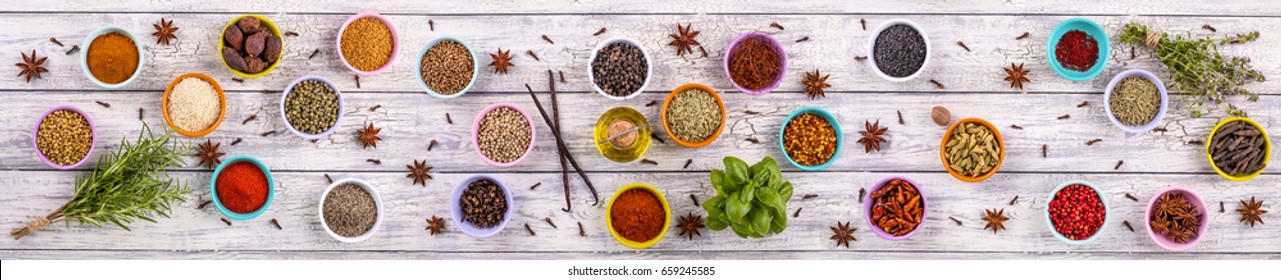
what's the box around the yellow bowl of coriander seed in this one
[594,107,652,163]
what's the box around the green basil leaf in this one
[726,192,750,221]
[770,209,788,233]
[756,188,783,211]
[778,181,794,203]
[730,220,752,238]
[749,207,772,236]
[749,156,771,177]
[763,157,782,186]
[703,196,725,218]
[739,184,756,204]
[724,157,750,186]
[709,169,725,194]
[706,214,729,231]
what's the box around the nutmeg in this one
[223,47,247,71]
[237,17,261,35]
[931,106,952,127]
[244,31,266,57]
[263,34,282,64]
[224,26,243,51]
[244,56,266,73]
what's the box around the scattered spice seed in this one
[652,133,665,144]
[544,217,558,229]
[446,113,453,124]
[860,19,867,30]
[1009,196,1019,205]
[525,223,536,236]
[645,100,659,107]
[198,200,212,210]
[1010,124,1023,130]
[744,137,760,144]
[956,41,971,52]
[428,20,434,31]
[324,174,333,184]
[559,70,566,83]
[242,114,257,125]
[949,216,963,226]
[854,56,867,60]
[1077,101,1089,107]
[795,36,809,43]
[1188,140,1204,145]
[770,22,784,30]
[49,37,63,47]
[1057,114,1071,120]
[897,110,904,125]
[1123,220,1135,232]
[930,79,945,89]
[220,218,232,226]
[230,138,242,146]
[1202,24,1217,32]
[271,218,282,230]
[683,159,692,169]
[367,159,381,165]
[1086,139,1102,145]
[578,222,585,236]
[690,194,700,206]
[284,31,298,37]
[1125,193,1139,202]
[803,194,818,200]
[542,35,555,44]
[138,108,143,120]
[793,207,803,218]
[1114,160,1124,170]
[857,188,866,203]
[526,50,540,61]
[1016,32,1030,40]
[65,45,79,55]
[1042,144,1047,158]
[640,158,658,165]
[369,104,381,112]
[231,77,244,83]
[354,75,360,88]
[95,101,110,108]
[260,131,276,137]
[594,27,607,36]
[308,49,320,59]
[428,139,437,151]
[529,182,541,190]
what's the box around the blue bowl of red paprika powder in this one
[1047,18,1110,81]
[210,155,275,221]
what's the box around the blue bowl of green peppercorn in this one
[778,106,842,171]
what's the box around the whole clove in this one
[1153,127,1168,132]
[525,223,536,236]
[640,158,658,165]
[541,35,555,44]
[95,101,111,108]
[428,139,437,151]
[138,108,144,120]
[1016,32,1030,40]
[1131,47,1135,59]
[1042,144,1047,158]
[699,46,708,58]
[544,217,558,229]
[860,19,867,30]
[1188,140,1204,145]
[65,45,80,55]
[308,49,320,59]
[1114,160,1124,170]
[230,138,242,146]
[594,27,607,36]
[369,104,381,112]
[645,100,659,107]
[793,207,803,218]
[1202,24,1217,32]
[242,114,257,125]
[949,216,963,226]
[446,113,453,124]
[50,37,64,47]
[897,110,905,125]
[770,22,784,30]
[1009,195,1019,205]
[324,174,333,184]
[1125,193,1139,202]
[803,194,818,200]
[220,218,232,226]
[744,110,760,115]
[231,77,244,83]
[367,159,381,165]
[854,55,867,60]
[744,137,760,144]
[429,20,434,31]
[652,133,665,144]
[578,222,585,237]
[796,36,809,43]
[690,194,700,206]
[1057,114,1071,120]
[260,131,276,137]
[284,31,299,37]
[271,218,283,230]
[559,70,566,83]
[1220,201,1225,213]
[930,79,945,89]
[1077,101,1089,107]
[684,159,693,169]
[857,188,866,203]
[1123,220,1135,232]
[1010,124,1024,130]
[1086,139,1102,146]
[956,41,971,52]
[526,50,540,61]
[529,182,541,190]
[354,75,360,88]
[198,200,212,210]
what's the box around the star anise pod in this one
[982,208,1009,234]
[1236,196,1266,227]
[195,140,225,169]
[830,221,856,248]
[668,23,701,57]
[15,50,48,83]
[152,17,179,46]
[489,48,514,74]
[356,122,383,149]
[406,159,433,187]
[1004,62,1030,90]
[677,211,705,240]
[857,120,888,153]
[425,215,445,236]
[802,69,830,99]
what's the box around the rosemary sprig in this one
[1119,22,1264,118]
[11,124,191,240]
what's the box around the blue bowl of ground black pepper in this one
[416,35,479,99]
[778,106,842,171]
[1047,18,1110,81]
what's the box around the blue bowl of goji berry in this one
[1044,180,1111,245]
[1047,18,1110,81]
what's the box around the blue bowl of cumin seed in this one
[416,35,479,99]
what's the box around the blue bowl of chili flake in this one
[1047,18,1110,81]
[778,106,843,171]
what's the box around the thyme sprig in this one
[1119,22,1264,118]
[11,124,191,240]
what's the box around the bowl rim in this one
[862,176,928,240]
[218,14,284,79]
[1144,186,1209,251]
[1046,17,1111,81]
[162,73,227,137]
[80,25,146,89]
[865,19,931,82]
[605,183,672,249]
[32,105,96,170]
[592,106,653,163]
[1043,180,1111,245]
[209,155,276,221]
[660,84,727,148]
[777,106,843,171]
[722,31,788,94]
[939,117,1005,182]
[279,75,345,140]
[587,37,653,100]
[1205,117,1271,181]
[317,177,384,243]
[415,35,479,99]
[1102,69,1169,134]
[336,12,400,75]
[471,103,538,167]
[449,174,514,238]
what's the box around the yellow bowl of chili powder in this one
[606,183,671,249]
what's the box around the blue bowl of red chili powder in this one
[210,155,275,221]
[1047,18,1110,81]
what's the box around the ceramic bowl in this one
[318,177,384,243]
[863,176,927,240]
[80,25,146,89]
[416,35,479,98]
[162,73,227,137]
[1047,17,1110,81]
[471,103,537,167]
[939,118,1005,182]
[866,19,931,82]
[336,12,400,75]
[1145,187,1209,251]
[660,83,727,148]
[605,183,672,249]
[588,37,653,100]
[593,106,652,163]
[1103,69,1168,133]
[723,32,787,94]
[218,15,284,79]
[1044,180,1111,245]
[279,75,345,140]
[778,106,843,171]
[1205,117,1271,181]
[450,175,514,238]
[32,105,96,170]
[210,155,275,221]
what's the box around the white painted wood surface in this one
[1,0,1278,259]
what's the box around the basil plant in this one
[703,156,794,238]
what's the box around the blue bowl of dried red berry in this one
[1047,18,1110,81]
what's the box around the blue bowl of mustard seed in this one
[778,106,843,171]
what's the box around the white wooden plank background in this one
[1,0,1278,259]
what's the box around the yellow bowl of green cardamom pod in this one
[939,118,1005,182]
